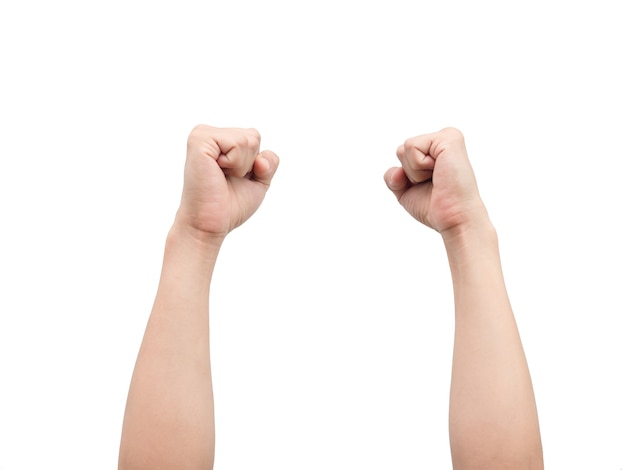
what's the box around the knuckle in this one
[233,133,248,149]
[396,144,406,158]
[440,127,465,144]
[247,129,261,149]
[247,127,261,141]
[189,124,208,137]
[403,138,420,155]
[187,124,208,147]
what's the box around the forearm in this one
[119,222,221,470]
[444,221,543,469]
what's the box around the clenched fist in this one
[384,127,489,239]
[175,125,279,243]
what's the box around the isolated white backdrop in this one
[1,0,624,468]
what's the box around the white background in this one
[1,0,625,468]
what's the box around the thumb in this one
[384,166,409,200]
[251,150,280,187]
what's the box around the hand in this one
[384,127,489,238]
[175,125,279,243]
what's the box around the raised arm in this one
[384,128,543,469]
[118,125,279,470]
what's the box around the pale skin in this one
[118,125,279,469]
[385,128,544,468]
[118,126,543,469]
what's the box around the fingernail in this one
[261,156,271,171]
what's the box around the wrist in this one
[168,217,225,258]
[159,219,221,295]
[441,212,498,262]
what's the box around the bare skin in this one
[118,125,542,469]
[385,128,544,469]
[118,125,279,470]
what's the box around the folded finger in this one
[216,128,261,177]
[396,140,435,184]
